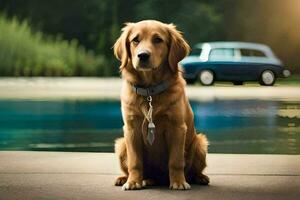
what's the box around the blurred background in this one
[0,0,299,154]
[0,0,300,76]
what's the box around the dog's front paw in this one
[169,181,191,190]
[122,181,142,190]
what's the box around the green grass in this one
[0,14,108,76]
[276,74,300,86]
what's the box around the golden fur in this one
[113,20,209,190]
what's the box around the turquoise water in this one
[0,100,299,154]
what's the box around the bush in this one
[0,14,109,76]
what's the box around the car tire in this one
[199,70,214,86]
[233,81,243,85]
[259,70,276,86]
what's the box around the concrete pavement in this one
[0,151,299,200]
[0,77,300,101]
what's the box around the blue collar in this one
[131,81,170,97]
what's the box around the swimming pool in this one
[0,100,299,154]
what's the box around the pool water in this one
[0,100,299,154]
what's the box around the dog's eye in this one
[132,36,140,44]
[153,37,163,44]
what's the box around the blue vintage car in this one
[180,42,290,85]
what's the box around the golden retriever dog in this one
[113,20,209,190]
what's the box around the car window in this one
[209,48,235,60]
[240,49,266,57]
[190,47,202,56]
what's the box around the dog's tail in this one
[115,137,126,155]
[196,133,209,153]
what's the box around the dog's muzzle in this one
[137,50,150,62]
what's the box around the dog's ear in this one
[113,23,134,70]
[167,24,190,73]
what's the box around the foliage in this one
[0,14,109,76]
[0,0,299,76]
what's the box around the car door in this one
[208,48,241,80]
[237,49,269,80]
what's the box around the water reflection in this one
[191,100,300,154]
[0,100,299,154]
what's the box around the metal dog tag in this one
[147,122,155,145]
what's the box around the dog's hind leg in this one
[189,134,210,185]
[114,137,128,186]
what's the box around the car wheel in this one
[259,70,276,86]
[233,81,243,85]
[199,70,214,86]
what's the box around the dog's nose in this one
[137,51,150,62]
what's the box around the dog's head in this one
[114,20,190,73]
